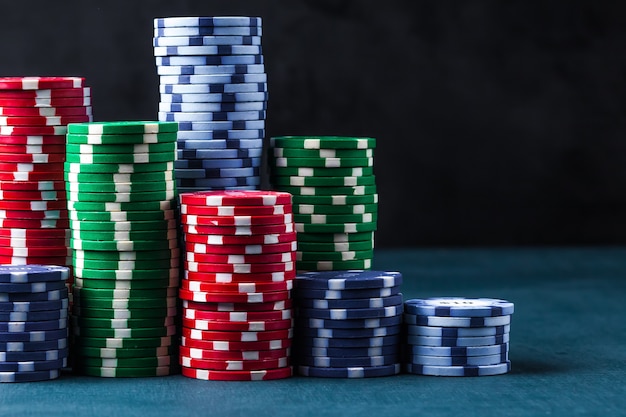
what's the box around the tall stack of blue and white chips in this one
[0,265,69,382]
[293,270,403,378]
[403,297,514,376]
[153,16,266,192]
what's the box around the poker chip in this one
[297,363,400,378]
[182,299,292,312]
[73,345,175,359]
[156,55,263,67]
[296,315,402,330]
[72,335,175,349]
[0,97,91,108]
[297,325,402,339]
[0,369,60,382]
[403,297,514,377]
[66,132,177,145]
[0,357,67,372]
[73,276,178,290]
[72,295,177,310]
[0,347,68,362]
[156,64,265,76]
[154,24,262,36]
[180,366,292,381]
[180,355,289,371]
[179,345,290,361]
[73,365,176,377]
[180,335,291,351]
[153,36,262,47]
[0,287,68,303]
[0,134,67,145]
[181,318,292,332]
[0,87,90,98]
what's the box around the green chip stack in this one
[64,121,180,378]
[268,136,377,271]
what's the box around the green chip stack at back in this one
[64,121,180,378]
[268,136,377,271]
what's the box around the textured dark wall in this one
[2,1,626,247]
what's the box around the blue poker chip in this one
[0,287,69,302]
[160,101,266,112]
[297,363,400,378]
[176,120,265,132]
[176,129,265,141]
[178,147,263,160]
[160,91,268,103]
[293,285,402,300]
[0,368,61,382]
[156,64,266,76]
[175,167,259,179]
[408,324,510,338]
[0,347,68,362]
[0,265,69,284]
[403,313,511,328]
[155,55,263,67]
[153,45,263,57]
[159,82,267,95]
[159,73,267,85]
[298,344,399,358]
[299,334,400,348]
[296,325,401,339]
[0,280,66,294]
[0,357,67,372]
[0,298,69,312]
[296,305,403,320]
[297,354,399,368]
[0,319,66,333]
[177,186,256,193]
[176,176,260,188]
[176,139,263,151]
[154,17,262,28]
[175,157,260,169]
[0,338,68,352]
[407,333,510,347]
[154,27,262,38]
[0,328,68,343]
[410,343,509,357]
[295,315,401,330]
[295,270,402,290]
[0,309,68,323]
[406,361,511,377]
[153,35,262,47]
[410,351,509,367]
[297,294,404,310]
[161,111,266,122]
[404,298,515,317]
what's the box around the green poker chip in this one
[272,175,376,187]
[272,148,373,159]
[73,248,179,261]
[293,203,378,215]
[73,277,178,290]
[72,335,176,349]
[72,257,179,270]
[292,194,378,206]
[296,231,374,243]
[296,258,373,271]
[65,171,175,184]
[73,345,176,359]
[69,218,177,230]
[271,156,373,168]
[67,190,176,203]
[67,121,178,135]
[65,151,175,165]
[270,166,374,178]
[66,132,177,145]
[73,267,178,281]
[65,161,174,174]
[73,364,176,377]
[270,136,376,149]
[294,212,377,224]
[295,222,377,234]
[72,294,177,310]
[296,240,374,252]
[70,238,178,251]
[72,306,177,320]
[296,249,374,262]
[67,181,176,193]
[73,286,178,299]
[73,356,173,369]
[66,142,176,154]
[70,228,177,242]
[71,315,175,329]
[68,200,175,212]
[72,325,176,339]
[277,185,376,197]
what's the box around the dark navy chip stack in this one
[153,16,266,192]
[293,270,403,378]
[403,297,514,376]
[0,265,70,382]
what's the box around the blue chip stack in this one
[403,297,514,377]
[153,16,266,192]
[293,270,403,378]
[0,264,69,382]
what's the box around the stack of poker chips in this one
[65,121,179,378]
[403,298,514,377]
[293,270,403,378]
[0,265,69,383]
[268,136,377,271]
[178,190,294,381]
[153,16,267,192]
[0,77,92,281]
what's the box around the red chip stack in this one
[178,190,295,381]
[0,77,92,289]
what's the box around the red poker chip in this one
[180,190,292,207]
[0,180,65,191]
[0,209,68,220]
[0,200,67,211]
[179,345,291,361]
[184,232,297,246]
[0,246,71,257]
[179,288,291,304]
[0,77,85,90]
[182,318,293,332]
[0,152,66,163]
[181,365,293,381]
[0,163,65,174]
[181,279,293,294]
[182,299,293,312]
[183,307,292,322]
[184,241,297,255]
[181,213,293,227]
[0,189,65,201]
[0,228,69,239]
[0,87,90,99]
[181,326,293,343]
[0,125,68,135]
[0,114,91,126]
[181,334,291,352]
[0,218,69,228]
[181,204,292,217]
[0,144,66,154]
[0,171,65,181]
[180,355,290,371]
[0,106,92,117]
[0,255,71,265]
[0,97,91,108]
[183,223,294,236]
[185,251,295,265]
[0,135,67,145]
[0,236,68,248]
[185,261,294,274]
[184,270,295,284]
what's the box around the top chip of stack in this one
[153,16,266,192]
[403,297,515,377]
[269,136,377,272]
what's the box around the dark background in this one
[2,0,626,247]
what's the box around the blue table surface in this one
[1,248,625,417]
